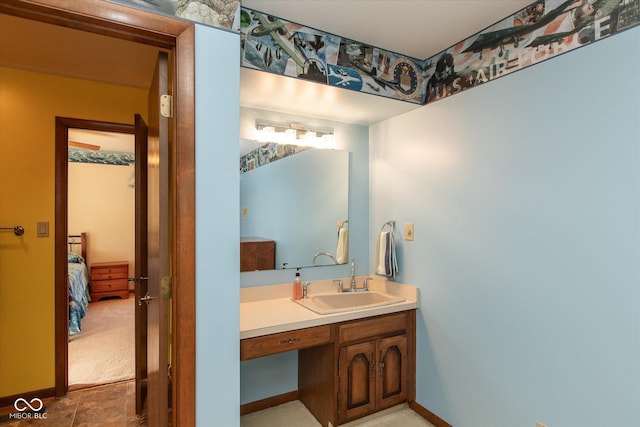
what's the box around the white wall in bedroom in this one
[68,161,135,286]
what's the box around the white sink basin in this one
[293,291,405,315]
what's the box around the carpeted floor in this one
[68,296,135,388]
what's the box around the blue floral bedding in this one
[68,255,90,335]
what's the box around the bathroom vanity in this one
[240,278,418,426]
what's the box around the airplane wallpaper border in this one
[239,7,428,105]
[108,0,241,30]
[423,0,640,105]
[108,0,638,107]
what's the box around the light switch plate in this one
[404,223,414,241]
[37,221,49,237]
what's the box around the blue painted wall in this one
[370,27,640,427]
[195,11,638,425]
[195,25,241,426]
[240,149,349,269]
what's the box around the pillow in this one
[68,253,85,264]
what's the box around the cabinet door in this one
[376,334,407,410]
[339,341,376,422]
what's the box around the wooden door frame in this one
[0,1,196,425]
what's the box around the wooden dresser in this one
[240,237,275,272]
[90,261,129,301]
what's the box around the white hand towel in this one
[336,227,349,264]
[375,231,389,275]
[376,230,398,277]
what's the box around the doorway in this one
[65,126,137,391]
[0,1,197,425]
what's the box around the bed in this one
[68,233,91,335]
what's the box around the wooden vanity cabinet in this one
[298,310,416,426]
[339,334,408,421]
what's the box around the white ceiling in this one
[241,0,531,60]
[0,1,532,125]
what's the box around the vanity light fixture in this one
[255,121,335,149]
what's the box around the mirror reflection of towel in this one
[375,230,398,277]
[336,227,348,264]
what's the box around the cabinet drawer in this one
[339,312,408,344]
[92,278,128,293]
[92,266,128,280]
[241,325,331,360]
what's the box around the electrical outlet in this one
[404,223,414,241]
[242,207,248,217]
[536,422,548,427]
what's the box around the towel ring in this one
[380,220,395,232]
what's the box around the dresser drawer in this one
[241,325,332,361]
[92,278,128,293]
[91,264,128,280]
[338,312,408,344]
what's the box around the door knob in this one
[139,292,154,306]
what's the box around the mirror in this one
[240,143,349,271]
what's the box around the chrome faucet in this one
[332,260,364,294]
[346,259,369,292]
[302,281,311,299]
[312,252,337,265]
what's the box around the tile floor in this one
[2,383,433,427]
[0,381,144,426]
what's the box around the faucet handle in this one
[302,281,310,299]
[333,279,344,293]
[363,277,372,291]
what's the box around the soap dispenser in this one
[293,268,303,300]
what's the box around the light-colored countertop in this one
[240,276,419,339]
